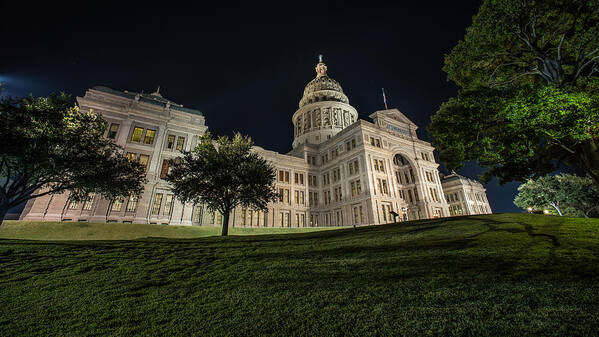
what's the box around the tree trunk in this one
[580,139,599,190]
[0,204,8,226]
[550,203,563,216]
[221,210,230,236]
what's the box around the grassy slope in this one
[0,221,334,240]
[1,213,598,336]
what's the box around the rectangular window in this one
[284,189,290,204]
[164,195,173,216]
[241,209,247,226]
[278,188,284,202]
[167,135,175,149]
[284,171,290,183]
[131,127,144,142]
[144,129,156,145]
[67,200,78,210]
[126,195,138,212]
[111,198,123,212]
[382,179,388,195]
[176,136,185,151]
[82,195,94,210]
[152,193,163,215]
[279,171,284,182]
[139,154,150,172]
[126,152,137,161]
[160,159,170,179]
[375,139,381,148]
[356,179,361,195]
[295,190,299,205]
[352,138,356,148]
[108,123,119,140]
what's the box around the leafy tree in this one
[0,93,146,225]
[514,175,565,216]
[166,132,278,236]
[428,0,599,187]
[514,173,599,217]
[560,174,599,217]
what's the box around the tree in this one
[0,93,146,225]
[428,0,599,187]
[559,174,599,218]
[166,132,278,236]
[514,175,565,216]
[514,173,599,217]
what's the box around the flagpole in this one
[381,88,388,109]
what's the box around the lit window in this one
[164,195,173,216]
[67,200,78,210]
[166,135,175,149]
[108,123,119,140]
[111,198,123,212]
[131,127,144,142]
[82,195,94,210]
[126,152,137,161]
[144,129,156,145]
[176,136,185,151]
[160,159,170,179]
[126,195,138,212]
[152,193,163,215]
[139,154,149,172]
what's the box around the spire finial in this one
[152,85,162,97]
[315,55,327,77]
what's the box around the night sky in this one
[1,1,521,213]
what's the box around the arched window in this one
[393,154,410,166]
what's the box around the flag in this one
[381,88,388,109]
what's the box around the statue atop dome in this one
[315,55,327,77]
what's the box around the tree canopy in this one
[0,93,146,224]
[428,0,599,187]
[166,132,278,236]
[514,173,599,217]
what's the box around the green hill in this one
[0,220,332,240]
[1,213,598,336]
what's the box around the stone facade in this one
[441,173,492,216]
[20,57,492,226]
[21,86,207,225]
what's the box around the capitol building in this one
[20,58,492,226]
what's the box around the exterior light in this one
[527,207,533,212]
[543,209,549,215]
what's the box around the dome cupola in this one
[291,56,358,148]
[298,55,349,108]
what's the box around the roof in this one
[92,86,204,116]
[441,172,484,186]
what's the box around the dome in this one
[298,56,349,108]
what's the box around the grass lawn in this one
[1,213,598,336]
[0,220,334,240]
